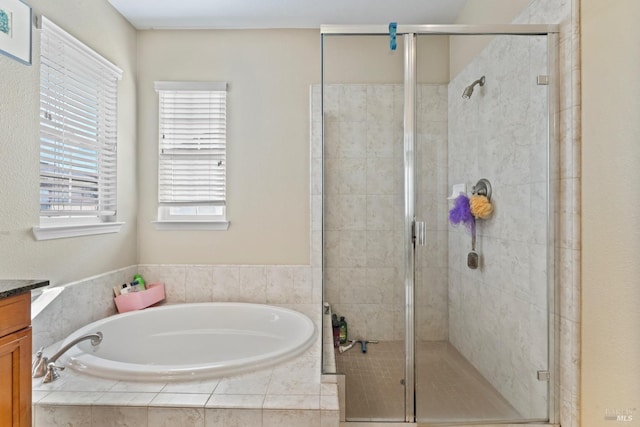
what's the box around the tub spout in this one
[33,332,103,381]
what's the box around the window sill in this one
[152,220,230,231]
[33,222,125,241]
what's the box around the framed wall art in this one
[0,0,31,65]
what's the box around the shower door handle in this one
[414,221,426,246]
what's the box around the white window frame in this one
[33,17,123,241]
[153,81,229,230]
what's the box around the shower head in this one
[462,75,486,99]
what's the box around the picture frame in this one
[0,0,31,65]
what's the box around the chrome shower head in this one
[462,75,486,99]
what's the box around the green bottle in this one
[133,274,146,290]
[339,316,348,344]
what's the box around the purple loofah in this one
[449,194,475,232]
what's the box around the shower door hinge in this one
[413,221,426,246]
[537,370,550,381]
[537,75,549,85]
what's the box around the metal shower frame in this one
[320,23,560,424]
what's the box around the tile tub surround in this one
[32,263,323,352]
[32,303,339,427]
[137,264,322,306]
[31,264,334,425]
[32,266,138,352]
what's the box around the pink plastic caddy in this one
[114,283,165,313]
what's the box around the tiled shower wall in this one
[415,85,450,342]
[312,84,449,342]
[446,0,581,423]
[447,34,549,419]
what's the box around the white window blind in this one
[155,82,227,208]
[39,16,122,219]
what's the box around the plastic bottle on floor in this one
[339,316,348,344]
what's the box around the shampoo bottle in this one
[331,314,340,348]
[339,316,348,344]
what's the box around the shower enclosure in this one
[317,25,559,424]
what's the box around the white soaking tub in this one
[59,303,316,381]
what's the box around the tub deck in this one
[32,304,338,427]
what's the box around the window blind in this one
[155,82,227,206]
[39,17,122,218]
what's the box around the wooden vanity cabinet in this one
[0,292,32,427]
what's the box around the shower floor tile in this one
[335,340,521,423]
[415,341,521,424]
[335,340,405,421]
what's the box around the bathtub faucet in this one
[32,332,103,383]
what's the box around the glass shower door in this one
[321,33,407,422]
[320,26,557,425]
[414,33,552,424]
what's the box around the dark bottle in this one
[331,314,340,348]
[339,316,348,344]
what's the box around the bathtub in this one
[58,303,316,381]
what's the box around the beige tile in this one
[267,371,320,396]
[161,378,220,394]
[148,407,205,427]
[35,405,92,427]
[185,266,214,302]
[214,370,272,395]
[32,390,50,404]
[206,394,265,409]
[39,391,104,406]
[150,393,210,408]
[109,381,166,393]
[92,406,148,427]
[205,408,263,427]
[263,409,321,427]
[263,394,320,410]
[320,394,339,411]
[321,409,340,427]
[95,392,157,406]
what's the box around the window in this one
[34,17,123,240]
[154,81,229,230]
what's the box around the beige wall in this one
[449,0,529,80]
[0,0,137,285]
[323,35,450,84]
[137,30,449,265]
[581,1,640,425]
[137,30,318,265]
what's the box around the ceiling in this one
[107,0,468,30]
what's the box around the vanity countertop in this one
[0,280,49,300]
